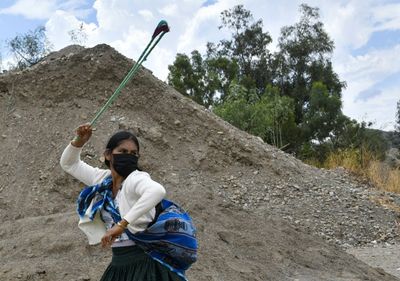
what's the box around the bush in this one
[7,26,52,70]
[367,161,400,193]
[323,148,400,194]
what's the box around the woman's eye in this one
[119,149,137,155]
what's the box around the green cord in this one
[89,26,168,126]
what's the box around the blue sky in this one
[1,0,399,131]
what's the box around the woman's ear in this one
[104,149,111,161]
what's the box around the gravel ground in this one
[348,243,400,279]
[218,165,400,248]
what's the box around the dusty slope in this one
[0,44,399,281]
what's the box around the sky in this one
[0,0,399,131]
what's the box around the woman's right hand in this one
[71,123,92,147]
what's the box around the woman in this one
[60,123,182,281]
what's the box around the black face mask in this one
[112,154,138,177]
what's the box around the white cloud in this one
[355,88,382,102]
[0,0,57,19]
[337,45,400,130]
[338,45,400,104]
[93,0,136,32]
[46,10,97,49]
[1,53,17,70]
[0,0,92,20]
[343,83,399,131]
[339,45,400,83]
[158,3,179,17]
[138,10,154,22]
[177,1,230,53]
[323,1,374,50]
[373,3,400,31]
[112,27,150,59]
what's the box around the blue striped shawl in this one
[76,176,197,280]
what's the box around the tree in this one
[168,50,238,107]
[305,117,389,164]
[68,22,88,45]
[277,4,345,126]
[205,44,239,102]
[214,82,297,149]
[213,80,257,131]
[168,5,272,105]
[302,82,342,142]
[8,26,52,70]
[396,99,400,134]
[253,86,298,148]
[0,50,3,73]
[167,3,348,156]
[211,5,273,95]
[167,51,210,107]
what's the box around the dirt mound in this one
[0,44,399,281]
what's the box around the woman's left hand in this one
[101,225,125,247]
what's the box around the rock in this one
[12,112,22,119]
[217,231,233,244]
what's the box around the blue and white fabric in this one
[77,176,198,280]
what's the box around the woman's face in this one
[105,139,139,164]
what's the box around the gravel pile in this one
[218,160,400,248]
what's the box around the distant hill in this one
[383,130,400,149]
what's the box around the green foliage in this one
[274,4,346,150]
[167,3,354,159]
[213,81,256,131]
[396,99,400,134]
[277,4,345,126]
[302,82,342,142]
[255,86,298,148]
[168,50,239,107]
[214,5,273,93]
[168,51,212,107]
[205,45,239,101]
[300,118,389,164]
[0,40,3,72]
[341,120,389,160]
[360,126,389,161]
[330,116,362,149]
[298,141,332,164]
[214,82,297,148]
[8,26,52,70]
[167,53,192,95]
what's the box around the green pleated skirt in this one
[99,245,183,281]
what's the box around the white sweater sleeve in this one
[60,143,110,186]
[122,173,166,224]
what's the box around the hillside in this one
[0,44,399,281]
